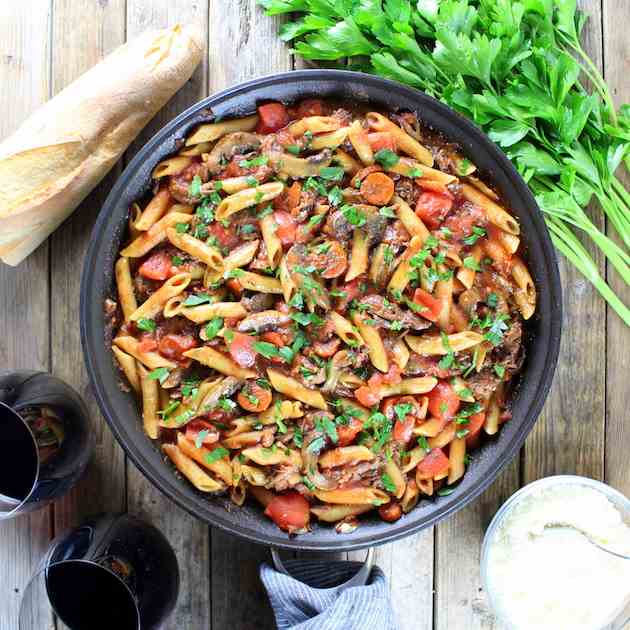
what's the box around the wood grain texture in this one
[125,2,211,629]
[50,0,127,535]
[523,0,605,483]
[603,0,630,495]
[0,2,53,629]
[207,3,289,628]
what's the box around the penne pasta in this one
[348,120,374,165]
[129,273,191,321]
[185,114,258,145]
[279,255,296,302]
[310,504,374,523]
[329,311,365,347]
[114,256,137,321]
[138,365,160,439]
[333,149,362,174]
[318,446,374,469]
[166,228,224,270]
[113,336,176,370]
[345,228,369,282]
[456,243,482,290]
[314,487,390,505]
[391,338,410,370]
[511,256,536,320]
[152,156,193,179]
[215,182,284,221]
[461,183,520,235]
[162,444,225,492]
[351,311,388,373]
[120,211,193,258]
[223,240,260,271]
[180,301,247,323]
[387,235,425,295]
[176,433,233,486]
[393,196,430,242]
[134,188,172,230]
[112,346,140,393]
[237,270,283,294]
[406,331,484,355]
[288,116,340,136]
[184,346,256,379]
[448,437,466,485]
[310,127,349,150]
[366,112,434,165]
[242,446,302,467]
[260,214,282,268]
[267,369,328,411]
[379,377,438,397]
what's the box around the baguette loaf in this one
[0,24,204,266]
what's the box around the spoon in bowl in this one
[543,523,630,561]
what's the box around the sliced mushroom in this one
[237,310,290,333]
[205,132,261,174]
[358,295,431,331]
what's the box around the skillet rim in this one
[81,69,562,551]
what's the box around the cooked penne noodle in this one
[435,270,453,331]
[310,504,374,522]
[260,214,282,268]
[448,437,466,484]
[180,301,247,323]
[179,141,213,156]
[336,398,371,422]
[162,444,225,492]
[266,369,328,411]
[248,484,275,508]
[456,243,482,290]
[428,422,456,449]
[185,115,258,146]
[166,228,224,270]
[240,464,269,487]
[288,116,340,136]
[387,235,425,294]
[274,153,333,178]
[393,196,430,242]
[114,256,137,321]
[417,477,434,496]
[484,388,502,435]
[314,487,390,505]
[128,202,142,240]
[366,112,433,165]
[466,175,499,201]
[184,346,256,379]
[401,480,420,513]
[383,459,406,499]
[351,311,388,373]
[242,446,302,467]
[120,211,193,258]
[348,120,374,165]
[497,230,520,254]
[391,338,410,370]
[223,240,259,271]
[223,431,264,449]
[112,346,140,393]
[310,127,349,150]
[238,271,283,294]
[483,237,511,269]
[138,365,160,439]
[176,433,233,486]
[379,377,438,397]
[215,182,284,221]
[259,399,304,425]
[401,446,427,473]
[345,228,368,282]
[279,256,296,302]
[511,256,536,320]
[113,336,177,370]
[129,273,190,321]
[461,184,520,235]
[413,417,444,438]
[318,446,374,468]
[134,188,172,230]
[329,311,365,347]
[406,331,484,355]
[152,156,193,179]
[333,149,362,174]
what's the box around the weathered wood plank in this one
[50,0,127,536]
[603,0,630,495]
[208,3,289,628]
[124,3,211,629]
[523,0,605,482]
[0,2,53,629]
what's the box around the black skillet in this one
[80,70,562,552]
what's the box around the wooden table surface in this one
[1,1,628,628]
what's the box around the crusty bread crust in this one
[0,24,203,266]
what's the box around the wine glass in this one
[19,513,180,630]
[0,370,93,519]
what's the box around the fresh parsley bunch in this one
[258,0,630,324]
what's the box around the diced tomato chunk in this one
[185,420,220,446]
[264,491,310,533]
[273,211,297,246]
[256,102,290,134]
[336,417,364,447]
[464,412,486,448]
[158,334,198,362]
[367,132,397,152]
[417,448,450,480]
[415,192,454,229]
[137,336,157,353]
[427,381,460,422]
[227,331,257,368]
[354,385,380,408]
[296,99,325,118]
[237,381,272,413]
[412,289,443,323]
[393,416,415,443]
[207,222,238,250]
[138,251,175,281]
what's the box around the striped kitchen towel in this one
[260,560,399,630]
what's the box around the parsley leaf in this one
[205,317,223,340]
[381,473,397,493]
[374,149,400,168]
[341,204,366,227]
[319,166,345,180]
[183,293,213,306]
[148,367,169,384]
[137,318,156,332]
[205,447,229,464]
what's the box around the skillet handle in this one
[270,547,374,592]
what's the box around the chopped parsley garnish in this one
[239,155,268,168]
[286,144,301,155]
[302,476,316,491]
[189,175,202,197]
[257,205,273,219]
[364,410,392,453]
[172,255,183,266]
[308,213,325,227]
[293,426,304,448]
[438,331,455,370]
[315,415,339,443]
[455,429,470,439]
[329,289,347,298]
[306,435,326,454]
[327,186,343,206]
[303,177,328,195]
[291,311,324,326]
[205,447,229,464]
[463,256,482,271]
[195,430,210,449]
[319,166,345,181]
[394,402,414,421]
[182,293,213,306]
[437,487,456,497]
[462,226,486,246]
[147,367,169,384]
[253,341,279,360]
[176,222,190,234]
[381,473,397,494]
[486,292,499,308]
[408,167,423,177]
[226,268,245,278]
[458,158,473,175]
[494,364,506,378]
[181,378,200,398]
[340,204,366,227]
[288,291,304,309]
[374,149,400,168]
[136,318,156,332]
[245,175,258,187]
[484,313,510,346]
[194,224,209,240]
[417,436,430,452]
[456,387,474,400]
[205,317,223,340]
[379,205,397,218]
